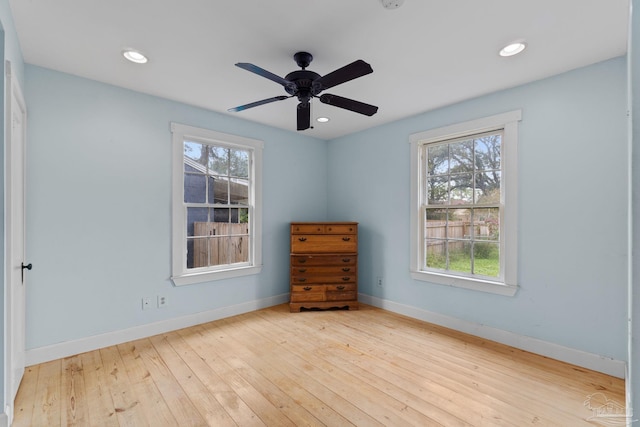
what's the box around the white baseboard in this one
[0,412,7,427]
[359,294,627,378]
[25,294,289,366]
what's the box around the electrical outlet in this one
[377,276,384,287]
[142,297,152,310]
[157,295,168,308]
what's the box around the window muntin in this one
[171,123,262,286]
[409,110,520,295]
[423,131,502,279]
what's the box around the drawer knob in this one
[298,259,307,264]
[303,286,312,291]
[342,237,351,241]
[342,258,351,263]
[337,285,345,290]
[342,267,350,272]
[298,278,307,282]
[298,237,307,242]
[298,268,307,273]
[342,277,350,281]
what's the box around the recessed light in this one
[316,117,330,123]
[381,0,404,9]
[122,49,148,64]
[499,41,527,57]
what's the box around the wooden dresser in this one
[289,222,359,312]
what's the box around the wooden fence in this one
[192,222,249,267]
[426,221,493,254]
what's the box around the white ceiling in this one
[9,0,630,140]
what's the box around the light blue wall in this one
[24,65,328,349]
[327,57,629,361]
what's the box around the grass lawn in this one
[428,249,499,277]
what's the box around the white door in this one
[5,60,27,422]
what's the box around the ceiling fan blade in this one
[297,103,311,131]
[235,63,297,92]
[315,60,373,91]
[227,95,289,112]
[319,94,378,116]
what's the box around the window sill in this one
[172,265,262,286]
[411,270,518,296]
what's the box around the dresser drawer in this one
[291,223,325,234]
[324,224,357,234]
[291,234,357,253]
[290,265,356,275]
[291,274,356,284]
[326,284,356,292]
[291,223,357,235]
[326,291,357,301]
[290,285,326,302]
[291,255,357,266]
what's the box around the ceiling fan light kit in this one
[228,51,378,131]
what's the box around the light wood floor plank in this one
[208,317,362,426]
[202,319,350,426]
[244,311,449,426]
[78,350,119,427]
[116,340,180,426]
[249,308,486,426]
[165,330,265,426]
[149,334,237,426]
[177,325,298,426]
[251,311,489,425]
[60,355,89,426]
[12,364,39,427]
[14,303,626,426]
[121,338,207,426]
[99,345,150,426]
[30,359,62,426]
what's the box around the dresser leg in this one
[289,304,302,313]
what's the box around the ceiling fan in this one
[228,52,378,131]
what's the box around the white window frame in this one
[170,123,263,286]
[409,110,520,296]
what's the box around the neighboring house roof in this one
[184,156,248,204]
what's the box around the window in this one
[171,123,262,286]
[409,111,520,295]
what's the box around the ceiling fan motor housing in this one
[284,70,322,103]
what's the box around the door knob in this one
[21,262,32,283]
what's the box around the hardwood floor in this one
[13,304,625,426]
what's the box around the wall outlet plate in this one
[157,295,168,308]
[142,297,152,310]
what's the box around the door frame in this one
[4,60,27,424]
